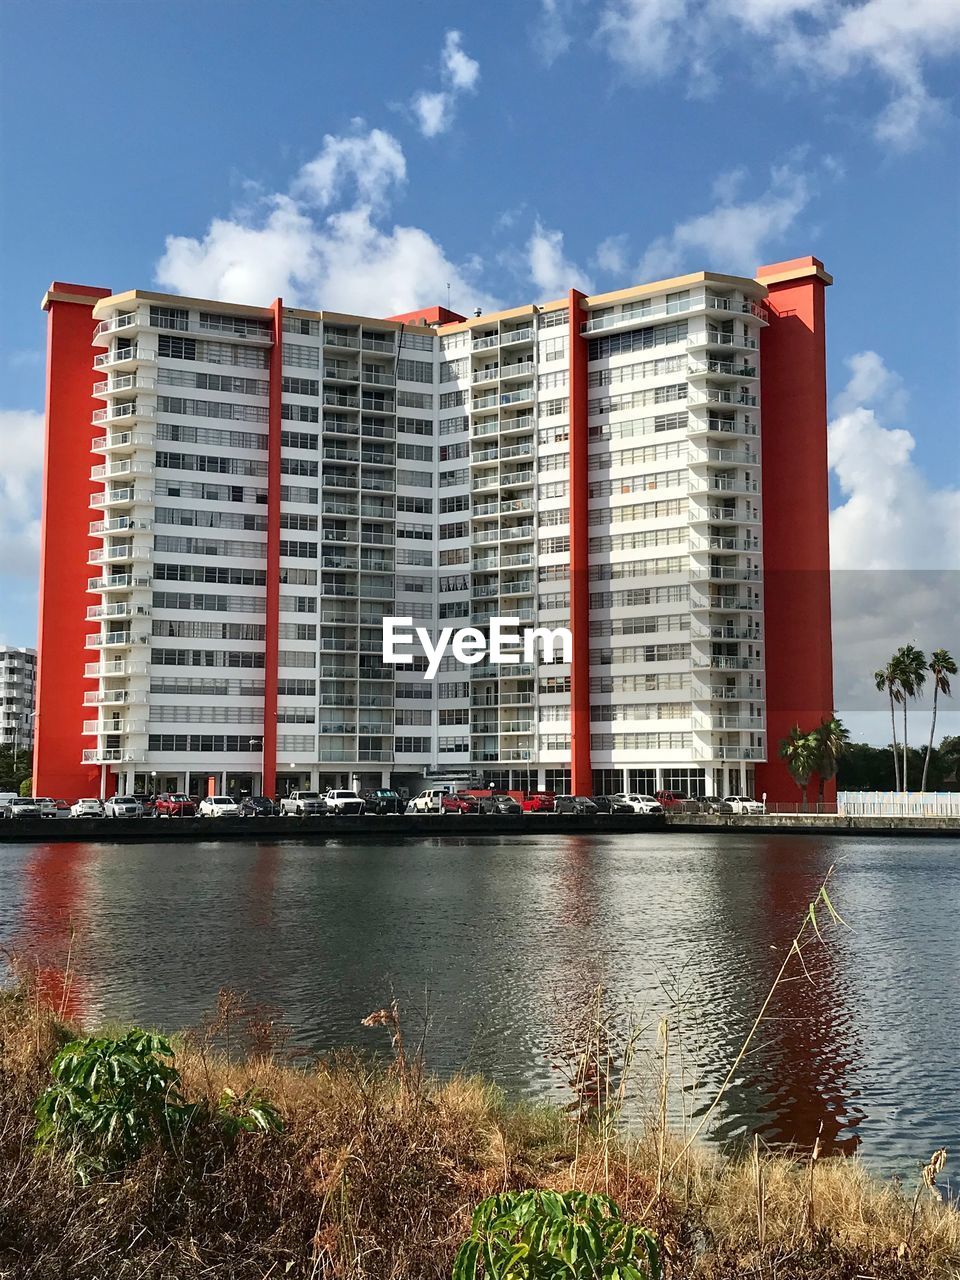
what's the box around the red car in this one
[153,792,197,818]
[655,791,688,810]
[442,793,476,814]
[520,791,556,812]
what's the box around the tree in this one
[892,645,927,789]
[921,650,957,792]
[778,724,819,810]
[812,715,850,804]
[874,662,902,791]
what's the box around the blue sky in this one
[1,0,958,743]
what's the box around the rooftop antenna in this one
[474,307,482,318]
[446,282,451,310]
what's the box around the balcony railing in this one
[501,327,534,345]
[472,366,499,384]
[581,293,766,335]
[93,375,157,397]
[82,748,147,763]
[500,387,533,405]
[94,345,158,369]
[472,333,500,351]
[89,488,155,509]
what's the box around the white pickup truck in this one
[279,791,328,817]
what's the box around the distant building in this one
[0,646,37,751]
[34,261,834,801]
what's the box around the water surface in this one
[1,831,957,1178]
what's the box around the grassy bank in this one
[1,984,958,1279]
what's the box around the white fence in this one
[837,791,960,818]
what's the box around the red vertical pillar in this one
[567,288,592,795]
[36,283,112,800]
[753,258,835,802]
[262,299,283,798]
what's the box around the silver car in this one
[104,795,144,818]
[3,797,41,819]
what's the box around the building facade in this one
[0,647,37,753]
[35,260,834,803]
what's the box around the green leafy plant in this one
[35,1030,194,1181]
[452,1190,660,1279]
[35,1028,282,1182]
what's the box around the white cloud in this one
[412,91,452,139]
[292,126,405,209]
[441,30,480,91]
[829,353,959,573]
[533,0,574,65]
[636,161,811,280]
[0,410,44,576]
[594,233,629,275]
[828,353,960,743]
[156,125,501,318]
[527,221,594,297]
[410,30,480,137]
[595,0,960,149]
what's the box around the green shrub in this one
[452,1190,660,1279]
[35,1029,280,1182]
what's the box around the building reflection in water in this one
[704,838,865,1157]
[15,841,94,1023]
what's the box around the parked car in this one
[592,795,633,814]
[408,788,457,813]
[723,795,766,815]
[154,792,197,819]
[480,794,523,815]
[71,798,105,819]
[611,793,663,814]
[699,795,728,813]
[365,788,403,815]
[555,795,599,815]
[198,795,241,818]
[520,791,556,812]
[239,795,278,818]
[280,791,327,817]
[453,791,482,812]
[104,795,144,819]
[3,797,42,819]
[655,790,690,811]
[33,797,58,819]
[325,789,365,815]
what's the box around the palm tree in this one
[778,724,819,810]
[874,662,902,791]
[892,645,927,789]
[921,649,957,791]
[812,715,850,805]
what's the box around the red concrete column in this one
[752,258,835,802]
[262,299,283,798]
[36,283,112,800]
[567,288,592,794]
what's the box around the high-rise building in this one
[35,260,834,803]
[0,646,37,753]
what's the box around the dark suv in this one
[366,789,403,814]
[239,796,278,817]
[480,794,522,815]
[555,795,599,815]
[154,792,197,818]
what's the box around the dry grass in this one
[1,983,958,1280]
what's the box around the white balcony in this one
[581,293,766,336]
[82,748,147,764]
[88,544,151,565]
[86,602,151,622]
[89,488,155,510]
[84,660,147,679]
[92,312,140,344]
[94,345,158,371]
[688,359,758,380]
[83,687,146,705]
[87,572,151,593]
[89,516,153,537]
[472,366,499,384]
[499,361,535,381]
[472,333,500,351]
[499,387,533,406]
[93,374,157,399]
[687,331,759,352]
[90,460,154,481]
[92,431,155,455]
[91,402,155,425]
[84,631,150,650]
[83,719,147,736]
[501,327,534,346]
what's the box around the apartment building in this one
[0,646,37,752]
[35,259,834,802]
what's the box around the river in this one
[1,830,957,1178]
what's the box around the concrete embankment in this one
[0,811,666,843]
[667,812,960,836]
